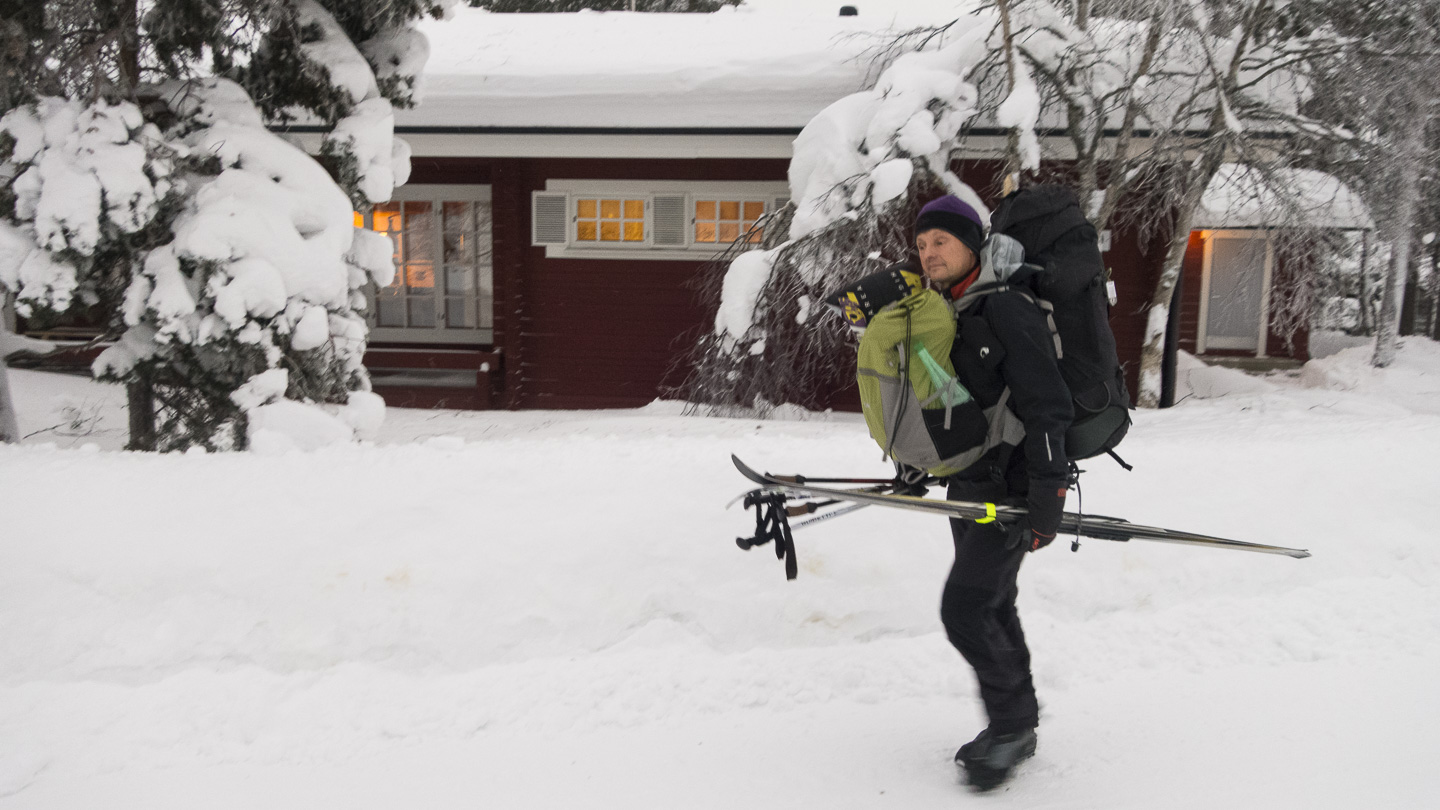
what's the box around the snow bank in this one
[1168,340,1440,417]
[1299,337,1440,414]
[1172,351,1278,400]
[247,399,358,453]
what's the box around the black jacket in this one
[948,283,1072,486]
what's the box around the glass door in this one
[365,186,493,343]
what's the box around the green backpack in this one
[850,285,1023,477]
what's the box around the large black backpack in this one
[988,184,1131,462]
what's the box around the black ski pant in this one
[940,474,1039,735]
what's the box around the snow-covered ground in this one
[3,340,1440,808]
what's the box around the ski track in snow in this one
[2,345,1440,808]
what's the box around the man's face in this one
[916,228,978,287]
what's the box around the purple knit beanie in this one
[915,195,986,258]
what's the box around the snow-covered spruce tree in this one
[678,21,997,414]
[0,0,456,451]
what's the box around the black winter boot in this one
[954,727,1036,791]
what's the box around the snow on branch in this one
[788,23,992,242]
[681,17,994,412]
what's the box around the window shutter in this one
[652,194,687,247]
[773,195,791,213]
[531,192,568,246]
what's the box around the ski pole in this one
[768,473,941,488]
[772,474,894,485]
[791,502,869,530]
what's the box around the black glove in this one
[893,463,930,497]
[1009,479,1067,552]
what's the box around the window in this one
[532,181,789,260]
[361,185,493,344]
[693,199,766,245]
[574,197,647,243]
[693,198,767,245]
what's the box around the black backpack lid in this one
[991,185,1093,258]
[991,185,1076,228]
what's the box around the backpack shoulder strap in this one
[950,281,1008,314]
[955,284,1064,361]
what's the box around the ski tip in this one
[730,454,772,487]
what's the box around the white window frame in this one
[364,183,494,345]
[534,179,789,261]
[1196,229,1274,357]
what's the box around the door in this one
[364,185,494,344]
[1200,231,1271,354]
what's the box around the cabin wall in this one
[376,155,1326,412]
[404,156,789,410]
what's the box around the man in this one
[912,195,1072,790]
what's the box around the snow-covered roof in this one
[1195,165,1373,231]
[405,2,984,130]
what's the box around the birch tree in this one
[967,0,1340,404]
[983,0,1177,226]
[683,0,1341,410]
[1304,0,1440,366]
[1078,0,1331,405]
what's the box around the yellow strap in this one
[975,503,997,524]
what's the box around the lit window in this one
[694,199,765,245]
[361,194,493,336]
[531,183,787,257]
[575,197,646,243]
